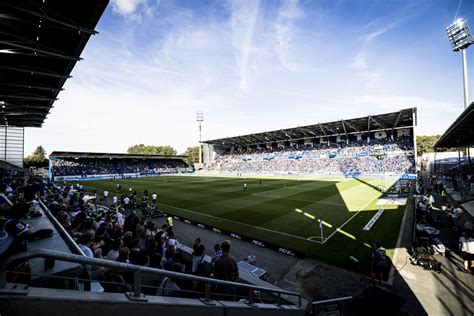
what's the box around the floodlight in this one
[196,110,203,122]
[446,18,473,52]
[446,18,473,108]
[196,110,204,164]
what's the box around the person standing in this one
[151,192,158,204]
[459,232,474,272]
[192,237,205,273]
[213,240,239,299]
[103,190,109,202]
[370,243,387,284]
[243,183,248,191]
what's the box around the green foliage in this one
[416,135,455,156]
[182,146,200,166]
[24,145,48,168]
[127,144,177,155]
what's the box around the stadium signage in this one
[230,233,242,240]
[363,209,384,231]
[251,240,265,247]
[161,210,304,258]
[278,248,296,257]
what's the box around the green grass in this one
[83,175,407,270]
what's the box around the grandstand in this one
[202,108,416,177]
[49,151,193,180]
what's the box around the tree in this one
[24,145,48,168]
[127,144,177,155]
[33,145,46,158]
[416,135,455,156]
[182,146,200,165]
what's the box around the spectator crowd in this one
[0,168,241,299]
[52,158,192,177]
[203,138,415,176]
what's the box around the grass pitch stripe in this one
[155,202,323,244]
[252,193,348,207]
[322,192,382,243]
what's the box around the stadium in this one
[0,1,473,316]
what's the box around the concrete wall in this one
[0,286,304,316]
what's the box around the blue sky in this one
[25,0,474,155]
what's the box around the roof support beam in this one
[2,2,98,35]
[298,127,309,137]
[370,116,385,129]
[0,40,82,61]
[341,120,348,141]
[0,82,63,92]
[343,120,360,132]
[0,95,57,102]
[322,125,337,134]
[0,66,71,78]
[318,123,327,136]
[367,115,371,132]
[392,110,402,130]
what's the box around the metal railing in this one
[0,248,302,306]
[37,200,85,256]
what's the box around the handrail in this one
[37,200,85,257]
[0,248,302,306]
[311,296,353,305]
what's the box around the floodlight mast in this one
[446,18,474,109]
[196,110,204,164]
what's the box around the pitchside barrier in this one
[162,212,305,258]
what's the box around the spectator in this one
[371,243,388,284]
[157,262,183,297]
[107,239,123,261]
[459,233,474,272]
[192,237,205,273]
[211,243,223,266]
[213,240,239,300]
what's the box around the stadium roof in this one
[204,108,417,147]
[50,151,187,160]
[0,0,108,128]
[434,102,474,149]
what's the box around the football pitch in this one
[84,175,408,269]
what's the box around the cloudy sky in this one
[25,0,474,156]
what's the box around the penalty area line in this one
[322,192,381,244]
[155,202,322,244]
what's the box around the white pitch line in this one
[307,236,323,241]
[322,192,381,243]
[155,202,323,244]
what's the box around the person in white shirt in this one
[107,239,123,261]
[152,192,158,204]
[123,196,130,210]
[459,232,474,271]
[103,190,109,201]
[112,195,118,205]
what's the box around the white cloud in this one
[110,0,160,20]
[227,0,261,90]
[274,0,306,72]
[111,0,144,15]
